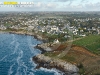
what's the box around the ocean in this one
[0,33,64,75]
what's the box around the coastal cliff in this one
[33,54,79,75]
[1,30,79,74]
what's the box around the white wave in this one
[39,67,64,75]
[12,42,19,54]
[31,48,41,56]
[10,41,15,45]
[22,62,28,75]
[10,34,19,55]
[28,72,34,75]
[27,36,41,55]
[0,55,7,61]
[17,50,23,65]
[15,65,21,75]
[8,63,15,75]
[10,34,16,45]
[15,50,23,75]
[32,45,36,47]
[23,68,27,75]
[29,58,37,66]
[10,59,15,63]
[28,45,34,54]
[29,58,37,72]
[15,70,22,75]
[19,50,23,58]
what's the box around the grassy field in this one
[73,35,100,54]
[44,35,100,75]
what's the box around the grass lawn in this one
[73,35,100,54]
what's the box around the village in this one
[0,12,100,42]
[0,12,100,75]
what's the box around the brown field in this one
[44,43,100,75]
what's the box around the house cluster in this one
[0,25,6,30]
[25,18,69,35]
[0,13,100,37]
[74,18,95,22]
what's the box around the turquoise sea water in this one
[0,33,63,75]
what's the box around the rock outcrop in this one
[35,43,53,52]
[33,54,79,75]
[35,42,62,52]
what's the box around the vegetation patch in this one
[73,35,100,54]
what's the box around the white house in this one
[53,39,59,44]
[97,29,100,34]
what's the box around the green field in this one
[73,35,100,54]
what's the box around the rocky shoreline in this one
[35,43,53,54]
[0,30,79,75]
[8,31,47,42]
[33,54,79,75]
[34,42,79,75]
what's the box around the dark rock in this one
[33,54,79,75]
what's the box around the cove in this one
[0,33,64,75]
